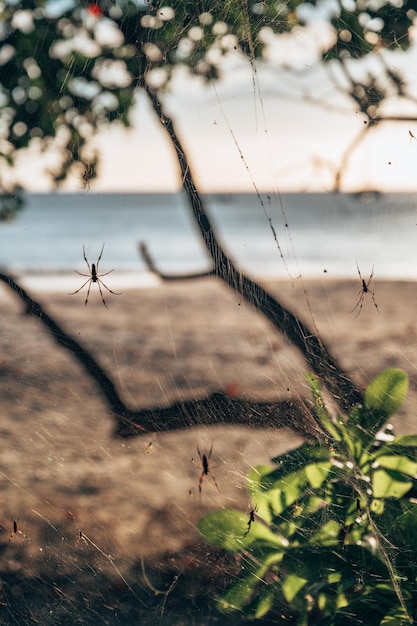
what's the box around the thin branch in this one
[334,122,371,191]
[139,242,215,281]
[144,86,362,414]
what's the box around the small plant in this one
[199,369,417,624]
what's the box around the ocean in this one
[0,190,416,291]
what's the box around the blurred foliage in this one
[199,369,417,624]
[325,0,417,60]
[0,188,23,221]
[0,0,416,205]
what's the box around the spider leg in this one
[349,290,363,314]
[95,279,109,308]
[209,471,219,492]
[69,278,92,295]
[350,292,365,317]
[96,243,105,271]
[82,245,91,273]
[84,278,94,306]
[98,269,114,277]
[73,270,91,277]
[366,267,379,312]
[198,471,204,493]
[370,290,380,313]
[97,278,122,296]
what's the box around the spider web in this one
[1,1,417,624]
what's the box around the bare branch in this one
[334,122,371,191]
[139,242,215,281]
[0,272,325,439]
[144,87,362,413]
[0,272,131,421]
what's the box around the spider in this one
[69,244,121,308]
[243,504,258,538]
[9,518,26,542]
[197,445,219,494]
[356,497,364,522]
[80,164,94,192]
[350,261,379,317]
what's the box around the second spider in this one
[197,445,219,494]
[350,261,379,317]
[69,244,121,308]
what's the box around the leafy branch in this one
[200,369,416,624]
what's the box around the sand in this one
[0,275,416,622]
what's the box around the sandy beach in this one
[0,275,416,623]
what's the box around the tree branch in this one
[0,272,323,439]
[0,272,131,422]
[144,86,362,413]
[139,242,215,281]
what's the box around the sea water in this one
[0,190,416,291]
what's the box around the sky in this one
[13,28,417,195]
[77,70,417,194]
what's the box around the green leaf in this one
[216,574,258,613]
[282,573,308,603]
[364,369,408,420]
[381,606,415,625]
[376,454,417,478]
[305,373,342,441]
[386,434,417,448]
[216,552,281,615]
[198,509,288,551]
[373,435,417,461]
[355,370,409,448]
[371,499,385,514]
[305,462,332,489]
[372,468,413,499]
[270,442,331,478]
[386,500,417,551]
[198,509,247,551]
[247,464,275,524]
[309,519,343,547]
[250,587,277,619]
[320,584,408,626]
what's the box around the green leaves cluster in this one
[0,0,297,173]
[325,0,417,61]
[199,369,417,624]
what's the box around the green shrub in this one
[199,369,417,624]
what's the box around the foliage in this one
[1,0,417,197]
[325,0,417,60]
[0,188,23,221]
[199,368,417,624]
